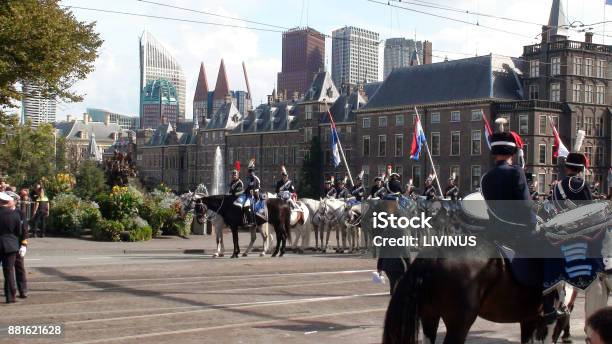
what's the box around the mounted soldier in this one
[276,166,297,210]
[383,170,403,200]
[444,173,459,200]
[350,171,365,201]
[552,131,592,209]
[245,159,261,201]
[324,177,336,199]
[422,175,436,200]
[404,178,417,200]
[228,162,253,226]
[335,176,351,200]
[369,176,386,199]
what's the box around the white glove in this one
[18,246,26,257]
[604,257,612,271]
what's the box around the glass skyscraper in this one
[139,30,186,128]
[21,82,57,126]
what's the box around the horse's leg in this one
[520,320,537,344]
[441,310,478,344]
[421,315,440,344]
[324,223,332,253]
[214,224,224,257]
[259,224,268,256]
[230,226,240,258]
[243,225,257,257]
[272,225,281,257]
[280,216,290,257]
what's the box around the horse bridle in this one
[202,196,224,222]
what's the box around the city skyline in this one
[57,0,609,122]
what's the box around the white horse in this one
[344,201,367,253]
[319,198,350,253]
[292,198,319,253]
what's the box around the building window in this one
[573,83,582,102]
[450,111,460,122]
[585,117,594,136]
[471,166,481,191]
[471,130,481,155]
[378,135,387,157]
[395,165,403,178]
[529,85,539,100]
[395,114,404,126]
[431,132,440,156]
[585,58,593,77]
[378,116,387,128]
[529,60,540,77]
[362,135,370,157]
[431,112,440,123]
[596,117,604,137]
[574,56,583,75]
[585,84,594,103]
[412,165,421,188]
[595,145,604,166]
[471,109,482,121]
[394,134,403,157]
[519,114,529,135]
[305,105,312,120]
[596,85,605,104]
[538,144,547,164]
[550,83,561,102]
[451,131,460,156]
[551,57,561,75]
[523,144,529,163]
[362,117,371,128]
[539,115,547,135]
[362,165,370,184]
[304,127,312,142]
[585,146,593,166]
[538,174,546,194]
[597,60,606,78]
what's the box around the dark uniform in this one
[228,178,244,197]
[385,176,403,196]
[422,183,436,200]
[530,189,540,201]
[324,185,336,198]
[335,185,350,199]
[350,183,365,201]
[245,173,261,199]
[370,183,386,198]
[552,176,592,208]
[275,178,295,194]
[444,184,459,200]
[0,206,26,303]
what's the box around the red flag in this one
[482,113,493,149]
[548,116,569,158]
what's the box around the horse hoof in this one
[260,253,266,257]
[230,254,238,258]
[279,253,285,257]
[242,253,248,257]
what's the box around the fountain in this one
[211,146,225,195]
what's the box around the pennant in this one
[410,115,427,160]
[482,113,493,149]
[548,116,569,158]
[330,122,341,167]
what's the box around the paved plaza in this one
[1,232,603,344]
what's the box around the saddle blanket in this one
[233,194,251,208]
[543,241,604,291]
[382,195,411,209]
[346,199,360,207]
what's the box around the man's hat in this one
[248,158,256,171]
[389,172,400,178]
[566,152,587,171]
[0,192,12,203]
[231,160,241,175]
[374,176,383,182]
[325,176,334,184]
[490,132,518,156]
[280,165,287,176]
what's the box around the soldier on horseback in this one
[245,159,261,223]
[228,163,253,226]
[350,171,365,201]
[335,177,350,200]
[404,178,417,200]
[276,166,297,210]
[422,175,436,200]
[324,177,336,198]
[369,176,386,199]
[384,171,403,200]
[444,174,459,200]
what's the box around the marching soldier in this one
[384,171,403,199]
[324,177,337,198]
[369,176,386,199]
[444,174,459,200]
[350,172,365,201]
[335,177,350,200]
[245,159,261,201]
[422,175,436,200]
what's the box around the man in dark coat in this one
[0,192,27,303]
[369,177,385,199]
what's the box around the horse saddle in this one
[496,244,543,288]
[290,202,305,226]
[233,194,251,208]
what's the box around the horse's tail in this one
[382,258,426,344]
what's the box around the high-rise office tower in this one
[139,30,186,127]
[277,27,325,97]
[331,26,379,88]
[21,82,57,126]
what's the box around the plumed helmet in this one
[280,165,287,176]
[357,171,364,181]
[565,152,587,172]
[247,158,256,171]
[490,132,518,156]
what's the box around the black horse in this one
[382,241,560,344]
[199,195,291,258]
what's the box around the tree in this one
[299,136,323,199]
[0,0,103,116]
[0,122,57,187]
[75,160,108,201]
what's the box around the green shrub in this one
[98,186,143,221]
[48,193,103,236]
[80,201,101,229]
[92,219,123,242]
[126,225,153,242]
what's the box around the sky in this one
[56,0,612,121]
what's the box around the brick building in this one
[277,27,325,97]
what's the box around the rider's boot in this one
[542,292,566,324]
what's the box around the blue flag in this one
[607,0,612,5]
[331,123,341,167]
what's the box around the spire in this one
[213,59,230,101]
[409,50,421,66]
[193,62,209,102]
[548,0,569,37]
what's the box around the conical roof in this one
[87,132,103,162]
[548,0,569,37]
[213,59,230,100]
[193,62,209,102]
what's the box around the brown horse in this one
[382,241,559,344]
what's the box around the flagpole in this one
[324,100,354,186]
[414,106,443,197]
